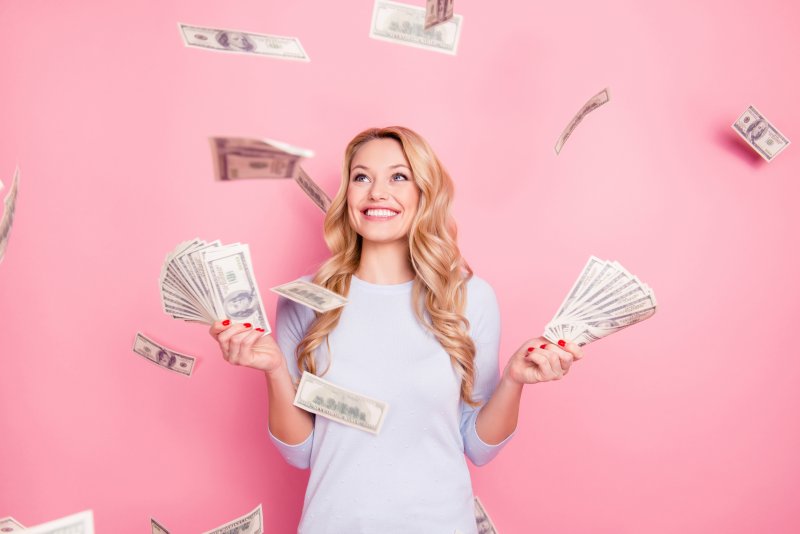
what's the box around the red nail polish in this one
[256,328,265,332]
[244,323,252,328]
[222,319,230,326]
[558,339,566,347]
[527,347,534,352]
[540,344,547,349]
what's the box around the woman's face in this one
[346,138,420,246]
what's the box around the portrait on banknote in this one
[215,31,256,51]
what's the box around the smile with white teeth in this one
[364,208,398,218]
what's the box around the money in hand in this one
[151,518,171,534]
[732,105,790,162]
[133,333,196,377]
[178,23,309,62]
[425,0,454,29]
[294,372,388,435]
[370,0,463,55]
[554,88,610,155]
[0,166,20,265]
[474,497,499,534]
[201,504,263,534]
[270,279,347,313]
[544,256,656,347]
[294,167,331,213]
[24,510,94,534]
[0,517,25,532]
[160,239,271,333]
[210,137,314,181]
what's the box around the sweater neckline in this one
[350,274,414,294]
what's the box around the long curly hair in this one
[296,126,478,405]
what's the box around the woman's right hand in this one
[209,320,285,374]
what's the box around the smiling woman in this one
[208,126,582,533]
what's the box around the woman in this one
[209,126,583,533]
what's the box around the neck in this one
[355,239,415,284]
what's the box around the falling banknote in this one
[209,137,314,181]
[732,105,790,162]
[0,166,20,265]
[151,518,171,534]
[270,279,347,313]
[133,333,196,377]
[294,372,388,435]
[178,23,309,61]
[554,88,610,155]
[370,0,463,55]
[425,0,454,29]
[24,510,94,534]
[201,504,263,534]
[474,497,499,533]
[295,167,332,213]
[0,517,25,532]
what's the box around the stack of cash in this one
[201,504,263,534]
[160,239,270,333]
[0,166,20,265]
[22,510,94,534]
[544,256,656,347]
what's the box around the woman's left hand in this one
[503,337,584,385]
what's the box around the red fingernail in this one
[527,347,534,352]
[540,344,547,349]
[558,339,566,347]
[244,323,252,328]
[256,328,265,332]
[222,319,230,326]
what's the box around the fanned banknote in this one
[178,23,309,62]
[732,105,790,162]
[474,497,499,533]
[0,166,20,265]
[151,518,170,534]
[294,371,388,434]
[425,0,454,29]
[160,239,271,333]
[544,256,656,347]
[201,504,263,534]
[0,517,25,532]
[294,167,331,213]
[554,88,610,154]
[24,510,94,534]
[270,279,347,313]
[209,137,314,181]
[133,333,196,377]
[370,0,463,55]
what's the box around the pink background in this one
[1,0,799,532]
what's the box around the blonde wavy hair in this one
[296,126,479,405]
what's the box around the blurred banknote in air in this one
[201,504,263,534]
[554,88,610,154]
[370,0,463,55]
[178,23,309,61]
[0,517,25,532]
[474,497,499,533]
[425,0,454,28]
[271,279,347,313]
[0,166,20,265]
[732,105,790,162]
[133,333,196,377]
[295,167,331,213]
[210,137,314,181]
[24,510,94,534]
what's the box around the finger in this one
[558,339,584,361]
[226,324,254,364]
[238,328,266,363]
[209,319,233,336]
[527,351,557,382]
[218,323,250,353]
[544,350,564,379]
[543,343,573,373]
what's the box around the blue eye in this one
[352,173,370,182]
[392,173,409,181]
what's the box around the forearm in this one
[475,375,523,445]
[265,362,314,445]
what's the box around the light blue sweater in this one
[270,274,513,533]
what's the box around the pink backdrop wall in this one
[1,0,799,532]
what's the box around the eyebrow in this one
[350,164,410,173]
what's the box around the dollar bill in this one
[270,279,347,313]
[732,105,790,162]
[474,497,499,534]
[210,137,314,181]
[425,0,454,29]
[0,517,25,532]
[201,504,263,534]
[178,23,309,62]
[0,167,20,265]
[370,0,463,55]
[133,333,196,377]
[294,371,388,434]
[554,88,610,155]
[203,244,271,333]
[151,518,170,534]
[24,510,94,534]
[294,167,331,213]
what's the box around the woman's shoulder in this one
[465,273,497,304]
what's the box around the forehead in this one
[351,138,409,168]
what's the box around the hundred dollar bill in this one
[554,88,610,155]
[201,504,263,534]
[474,497,499,534]
[425,0,454,29]
[133,333,196,377]
[210,137,314,181]
[732,105,790,162]
[0,167,20,265]
[204,244,271,333]
[25,510,94,534]
[151,518,170,534]
[270,279,347,313]
[0,517,25,532]
[294,167,331,213]
[294,371,388,434]
[178,23,309,62]
[370,0,463,55]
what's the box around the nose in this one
[368,181,389,201]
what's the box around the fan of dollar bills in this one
[544,256,656,347]
[160,239,271,333]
